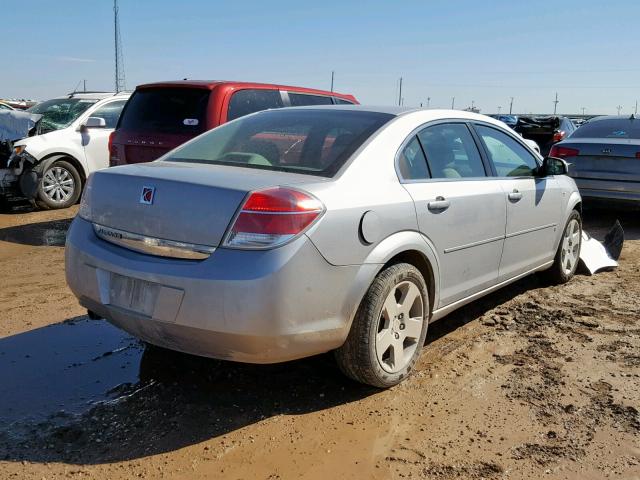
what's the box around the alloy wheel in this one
[42,166,75,204]
[561,218,580,275]
[375,280,424,373]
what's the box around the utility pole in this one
[427,97,431,109]
[635,100,638,115]
[114,0,126,93]
[553,92,559,115]
[509,97,514,114]
[497,106,501,114]
[398,77,403,106]
[617,105,623,115]
[330,71,334,92]
[83,80,87,92]
[451,96,455,109]
[471,100,475,110]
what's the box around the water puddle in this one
[0,317,142,431]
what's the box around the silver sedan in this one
[66,106,582,387]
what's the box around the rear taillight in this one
[108,132,119,166]
[636,152,640,159]
[552,130,566,143]
[549,145,579,158]
[223,187,324,249]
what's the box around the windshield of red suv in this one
[28,98,97,133]
[118,88,210,134]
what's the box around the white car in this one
[1,92,130,209]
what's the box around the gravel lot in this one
[0,203,638,479]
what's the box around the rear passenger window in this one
[90,100,127,128]
[417,124,485,178]
[227,89,284,121]
[288,93,333,106]
[398,137,429,180]
[334,97,355,105]
[475,125,539,177]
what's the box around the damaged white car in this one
[0,92,129,209]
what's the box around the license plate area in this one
[109,273,160,317]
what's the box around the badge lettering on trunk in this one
[140,186,155,205]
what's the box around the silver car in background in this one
[550,115,640,206]
[66,106,582,387]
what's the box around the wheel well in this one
[41,154,87,186]
[384,250,435,316]
[574,202,582,215]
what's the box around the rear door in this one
[81,99,127,172]
[473,123,562,281]
[400,122,506,308]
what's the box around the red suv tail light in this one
[636,152,640,159]
[223,187,324,249]
[549,145,579,158]
[552,130,566,143]
[108,132,119,166]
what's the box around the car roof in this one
[269,104,506,123]
[134,80,355,100]
[586,115,637,122]
[47,92,131,101]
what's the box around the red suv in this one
[109,80,358,165]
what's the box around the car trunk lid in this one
[85,161,321,249]
[559,139,640,183]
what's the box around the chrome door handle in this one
[508,189,522,202]
[428,196,450,211]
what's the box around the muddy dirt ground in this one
[0,202,638,479]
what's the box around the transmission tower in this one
[114,0,126,93]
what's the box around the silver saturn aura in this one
[66,106,582,388]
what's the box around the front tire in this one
[335,263,429,388]
[36,160,82,210]
[542,210,582,284]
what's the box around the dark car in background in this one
[550,115,640,206]
[109,81,358,166]
[513,116,576,156]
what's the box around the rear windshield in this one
[166,109,394,177]
[118,88,210,134]
[570,118,640,139]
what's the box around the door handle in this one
[428,196,450,211]
[508,189,523,202]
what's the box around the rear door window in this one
[418,123,486,178]
[334,97,355,105]
[475,124,539,177]
[288,93,333,106]
[89,100,127,128]
[227,89,284,121]
[118,88,209,134]
[397,136,429,180]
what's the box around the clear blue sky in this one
[2,0,639,114]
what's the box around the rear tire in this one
[35,160,82,210]
[335,263,429,388]
[541,209,582,284]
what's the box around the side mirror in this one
[82,117,106,129]
[540,156,568,176]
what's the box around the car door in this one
[81,100,127,172]
[399,122,506,308]
[473,123,562,282]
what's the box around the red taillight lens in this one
[549,145,579,158]
[224,187,324,249]
[552,130,566,143]
[108,132,119,166]
[636,152,640,159]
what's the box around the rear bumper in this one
[65,217,377,363]
[574,178,640,204]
